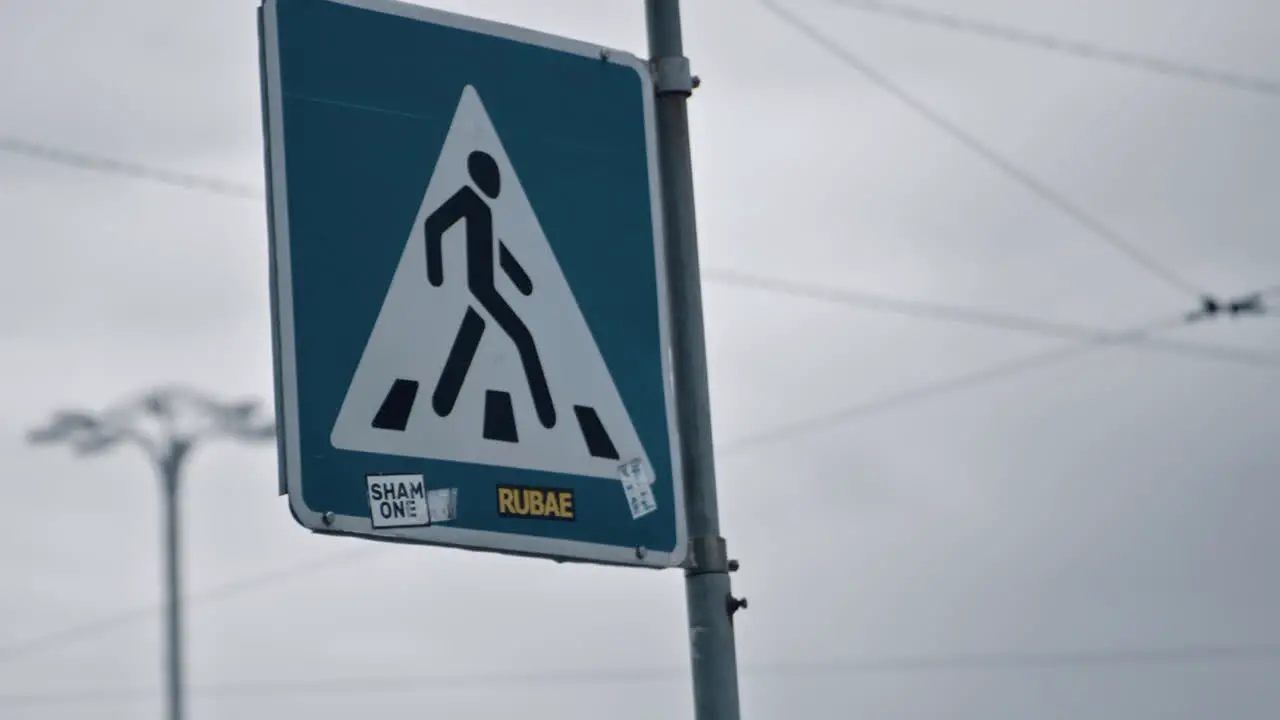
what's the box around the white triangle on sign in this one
[330,84,651,483]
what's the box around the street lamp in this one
[27,385,275,720]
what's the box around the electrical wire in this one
[2,92,1276,686]
[7,304,1268,670]
[2,306,1270,672]
[0,14,1273,710]
[0,135,262,200]
[717,313,1193,455]
[6,134,1265,363]
[706,269,1280,370]
[0,308,1272,675]
[829,0,1280,99]
[757,0,1207,299]
[1,134,1276,669]
[0,546,376,666]
[3,642,1278,707]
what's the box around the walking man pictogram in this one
[424,150,557,437]
[364,144,620,460]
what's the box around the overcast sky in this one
[2,0,1279,718]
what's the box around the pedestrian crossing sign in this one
[259,0,687,567]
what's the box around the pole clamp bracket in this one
[652,55,695,96]
[685,535,730,575]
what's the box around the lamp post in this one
[27,386,275,720]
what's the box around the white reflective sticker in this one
[427,487,458,524]
[618,458,658,520]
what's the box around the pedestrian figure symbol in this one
[421,150,556,443]
[367,149,620,457]
[330,85,651,479]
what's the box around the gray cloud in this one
[2,0,1279,718]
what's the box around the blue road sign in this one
[259,0,686,567]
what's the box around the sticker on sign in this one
[366,474,456,528]
[618,458,658,520]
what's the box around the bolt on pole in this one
[644,2,744,718]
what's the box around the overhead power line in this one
[3,298,1274,671]
[0,546,375,666]
[0,131,1276,670]
[1,92,1208,304]
[705,269,1280,370]
[3,642,1278,707]
[3,299,1274,669]
[757,0,1206,299]
[2,123,1276,676]
[718,313,1198,454]
[720,343,1096,454]
[830,0,1280,99]
[0,135,262,200]
[7,134,1263,362]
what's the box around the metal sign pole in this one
[644,2,744,718]
[160,447,186,720]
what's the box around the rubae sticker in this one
[497,485,575,520]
